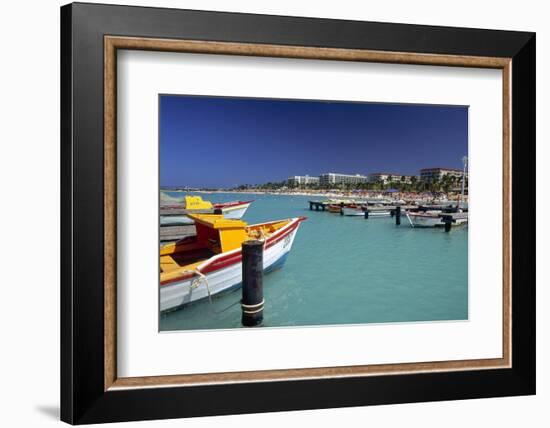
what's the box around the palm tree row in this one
[232,173,467,193]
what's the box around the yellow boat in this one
[161,195,253,225]
[160,213,306,311]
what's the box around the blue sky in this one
[160,95,468,188]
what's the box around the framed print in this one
[60,2,535,424]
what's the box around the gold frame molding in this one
[104,36,512,391]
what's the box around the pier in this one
[308,199,468,232]
[160,207,214,216]
[160,225,196,242]
[309,200,329,211]
[159,205,204,242]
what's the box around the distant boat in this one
[366,210,392,217]
[406,210,468,228]
[324,198,355,205]
[160,214,306,311]
[341,205,364,216]
[406,211,444,227]
[327,204,343,213]
[161,195,253,225]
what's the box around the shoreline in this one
[161,189,467,203]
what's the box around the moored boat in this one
[367,210,392,217]
[160,195,253,225]
[406,211,444,227]
[327,204,343,213]
[406,210,468,228]
[160,213,306,311]
[341,205,364,216]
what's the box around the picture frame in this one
[61,2,535,424]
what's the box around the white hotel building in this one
[420,167,465,182]
[287,175,320,186]
[319,173,368,186]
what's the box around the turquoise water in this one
[160,192,468,331]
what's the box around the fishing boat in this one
[407,210,468,228]
[327,204,343,213]
[160,195,253,225]
[406,210,444,227]
[160,213,306,312]
[367,209,392,217]
[324,198,355,205]
[341,205,364,216]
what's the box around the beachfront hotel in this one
[420,167,466,182]
[319,173,368,186]
[287,175,320,186]
[367,173,415,185]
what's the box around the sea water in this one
[160,192,468,331]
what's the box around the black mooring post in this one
[395,206,401,225]
[444,217,452,232]
[364,208,369,219]
[340,202,344,215]
[241,240,264,327]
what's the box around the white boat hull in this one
[342,207,364,216]
[408,212,468,228]
[160,202,251,225]
[341,207,391,217]
[408,214,443,227]
[367,210,391,217]
[160,218,302,312]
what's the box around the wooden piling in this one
[395,206,401,225]
[241,240,264,327]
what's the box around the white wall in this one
[0,0,546,427]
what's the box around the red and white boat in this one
[160,214,306,312]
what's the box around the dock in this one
[160,205,205,242]
[160,207,214,216]
[309,200,330,211]
[160,224,196,242]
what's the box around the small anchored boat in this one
[160,213,306,312]
[406,210,468,228]
[327,204,343,213]
[341,205,364,216]
[406,211,445,227]
[160,195,253,225]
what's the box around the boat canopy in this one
[190,214,249,254]
[184,195,213,210]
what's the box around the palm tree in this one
[410,176,418,192]
[441,175,451,193]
